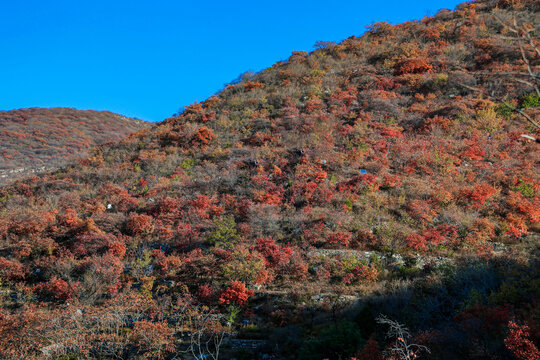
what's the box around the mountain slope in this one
[0,107,149,184]
[0,1,539,359]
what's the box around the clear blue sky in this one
[0,0,465,122]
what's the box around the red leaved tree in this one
[504,321,540,360]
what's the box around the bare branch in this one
[504,103,540,129]
[377,315,430,360]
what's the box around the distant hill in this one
[0,107,149,184]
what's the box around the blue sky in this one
[0,0,465,122]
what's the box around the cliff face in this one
[0,107,149,184]
[0,1,538,359]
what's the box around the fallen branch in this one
[457,82,540,130]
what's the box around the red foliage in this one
[423,224,458,246]
[243,81,264,91]
[197,283,214,302]
[407,233,428,252]
[152,250,182,274]
[34,276,76,302]
[100,183,139,212]
[255,237,293,268]
[507,192,540,223]
[343,264,379,284]
[407,200,437,224]
[505,321,540,360]
[191,126,214,146]
[380,127,403,138]
[373,76,400,91]
[337,174,380,193]
[409,224,459,251]
[176,221,200,245]
[394,58,433,75]
[505,226,522,237]
[327,231,353,247]
[219,281,254,307]
[60,208,82,228]
[0,257,26,281]
[253,189,284,206]
[152,196,183,220]
[127,213,154,235]
[288,51,308,63]
[329,87,359,107]
[130,320,174,356]
[460,142,486,160]
[381,173,402,189]
[296,162,328,183]
[466,217,496,246]
[246,131,277,146]
[423,115,452,131]
[304,97,324,113]
[462,183,497,207]
[282,251,308,280]
[72,232,125,258]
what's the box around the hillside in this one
[0,107,149,185]
[0,1,539,359]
